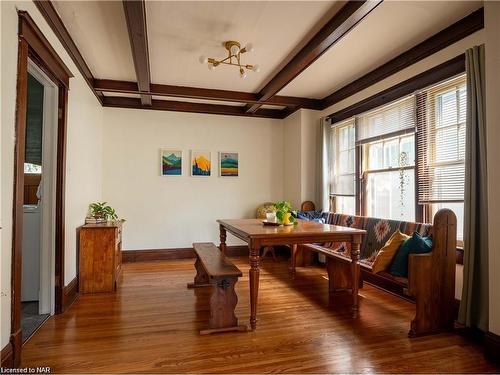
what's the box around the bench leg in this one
[200,277,247,335]
[294,245,313,267]
[187,257,211,288]
[326,257,352,293]
[261,246,277,261]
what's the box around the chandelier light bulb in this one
[240,71,247,79]
[199,55,208,64]
[252,64,260,73]
[208,63,216,71]
[244,43,254,53]
[230,44,240,55]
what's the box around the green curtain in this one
[25,73,44,166]
[459,44,489,331]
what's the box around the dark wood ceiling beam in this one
[102,96,289,119]
[326,54,466,123]
[245,0,383,113]
[93,79,322,109]
[122,0,152,106]
[33,0,103,104]
[320,7,484,109]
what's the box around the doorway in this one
[10,11,72,367]
[20,62,59,342]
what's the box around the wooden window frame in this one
[327,55,466,223]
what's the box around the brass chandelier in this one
[199,41,260,79]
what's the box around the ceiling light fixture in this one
[199,41,260,79]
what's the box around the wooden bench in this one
[187,242,247,334]
[300,209,457,337]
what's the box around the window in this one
[418,75,466,242]
[359,96,416,221]
[327,74,467,243]
[24,163,42,174]
[364,134,416,221]
[330,119,356,215]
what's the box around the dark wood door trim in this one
[245,0,382,113]
[11,37,29,369]
[10,11,71,367]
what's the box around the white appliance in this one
[22,204,42,302]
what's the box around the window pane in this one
[458,124,466,160]
[437,90,458,128]
[383,138,399,168]
[24,163,42,174]
[332,174,355,196]
[418,75,467,204]
[366,170,415,221]
[431,202,464,242]
[368,142,383,170]
[331,119,356,197]
[339,126,351,151]
[458,85,466,124]
[335,196,355,215]
[435,127,459,162]
[400,136,415,165]
[338,150,352,174]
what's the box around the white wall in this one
[283,111,302,208]
[102,108,283,250]
[282,109,319,209]
[1,1,103,349]
[485,1,500,337]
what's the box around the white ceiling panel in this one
[102,92,141,98]
[278,1,483,99]
[146,1,339,93]
[53,1,136,81]
[152,96,245,106]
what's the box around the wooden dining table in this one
[217,218,366,330]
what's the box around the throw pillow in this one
[389,231,433,278]
[371,230,410,274]
[296,210,325,223]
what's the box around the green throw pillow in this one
[389,231,432,277]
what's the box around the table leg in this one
[249,241,261,330]
[290,244,297,278]
[219,225,227,256]
[351,241,361,317]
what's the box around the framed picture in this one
[219,152,239,177]
[161,149,182,176]
[191,150,211,176]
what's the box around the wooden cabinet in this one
[79,222,122,294]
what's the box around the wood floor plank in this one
[21,257,498,373]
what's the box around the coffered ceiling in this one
[42,0,484,119]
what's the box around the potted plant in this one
[86,202,120,224]
[274,201,297,225]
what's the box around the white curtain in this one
[317,118,331,211]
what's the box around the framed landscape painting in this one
[191,150,211,176]
[161,149,182,176]
[219,152,239,177]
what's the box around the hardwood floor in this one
[22,257,498,373]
